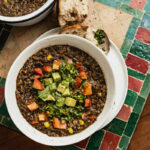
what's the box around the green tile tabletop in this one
[0,0,150,150]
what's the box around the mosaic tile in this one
[122,54,126,59]
[116,104,132,122]
[0,77,5,87]
[148,67,150,74]
[126,17,141,40]
[124,112,139,137]
[119,0,130,4]
[126,53,149,74]
[128,68,145,80]
[97,0,121,9]
[133,96,145,114]
[1,115,18,131]
[119,135,130,150]
[144,0,150,14]
[135,27,150,45]
[60,146,81,150]
[0,100,10,117]
[86,130,104,150]
[99,132,120,150]
[75,137,89,149]
[140,74,150,98]
[121,4,143,18]
[120,38,132,56]
[125,89,138,106]
[129,0,146,10]
[141,14,150,30]
[104,118,126,136]
[130,40,150,61]
[128,76,143,93]
[0,86,4,106]
[0,30,10,51]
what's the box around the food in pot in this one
[16,45,107,137]
[0,0,47,17]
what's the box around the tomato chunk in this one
[53,118,60,129]
[79,69,87,79]
[83,82,92,95]
[75,62,82,69]
[85,98,91,107]
[31,120,39,124]
[73,77,82,88]
[67,59,73,64]
[27,101,39,112]
[43,66,52,72]
[34,75,41,79]
[88,116,94,121]
[59,120,67,129]
[33,79,44,90]
[53,118,67,129]
[34,68,43,77]
[53,60,62,70]
[38,113,48,121]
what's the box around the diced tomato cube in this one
[34,75,41,79]
[38,113,48,121]
[85,98,91,107]
[67,59,73,64]
[75,62,82,69]
[43,66,52,72]
[53,60,62,70]
[59,120,67,129]
[83,82,92,95]
[53,118,67,129]
[53,117,60,129]
[31,120,39,124]
[88,116,94,121]
[79,69,87,79]
[73,77,82,88]
[33,79,44,90]
[34,68,43,77]
[27,101,39,112]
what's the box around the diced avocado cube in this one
[62,80,69,88]
[52,72,61,82]
[57,83,66,93]
[63,88,70,96]
[56,97,65,107]
[44,78,53,86]
[65,97,76,107]
[44,94,55,101]
[49,83,56,91]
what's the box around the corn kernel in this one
[46,111,50,115]
[79,120,84,125]
[47,55,52,60]
[98,92,102,97]
[4,0,7,3]
[68,127,73,134]
[44,122,50,128]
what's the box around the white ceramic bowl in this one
[0,0,55,26]
[5,34,116,146]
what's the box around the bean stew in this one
[0,0,47,17]
[16,45,107,137]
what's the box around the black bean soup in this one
[0,0,47,17]
[16,45,107,137]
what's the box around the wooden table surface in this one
[0,94,149,150]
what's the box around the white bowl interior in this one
[5,35,116,146]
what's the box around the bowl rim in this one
[0,0,54,23]
[5,34,116,146]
